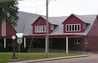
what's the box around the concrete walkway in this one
[9,54,91,63]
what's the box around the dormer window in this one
[35,25,46,33]
[66,24,81,32]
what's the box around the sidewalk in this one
[9,54,91,63]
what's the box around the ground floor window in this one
[74,39,81,44]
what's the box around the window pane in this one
[72,25,74,31]
[77,25,80,31]
[35,26,38,32]
[75,25,77,31]
[40,26,42,32]
[43,25,46,32]
[66,24,81,32]
[69,25,71,31]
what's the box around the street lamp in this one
[11,35,17,59]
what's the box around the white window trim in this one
[35,25,46,33]
[66,24,81,32]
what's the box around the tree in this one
[0,0,18,26]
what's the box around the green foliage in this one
[0,0,18,26]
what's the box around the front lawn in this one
[0,52,82,63]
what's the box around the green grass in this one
[0,52,81,63]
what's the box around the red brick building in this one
[0,12,98,52]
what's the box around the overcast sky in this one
[18,0,98,17]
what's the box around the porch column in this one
[2,21,6,36]
[24,38,26,48]
[4,38,6,48]
[2,21,6,48]
[66,36,68,54]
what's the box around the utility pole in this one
[45,0,49,58]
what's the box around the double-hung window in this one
[74,39,81,44]
[35,25,46,33]
[66,24,81,32]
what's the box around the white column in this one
[24,38,26,48]
[2,21,6,36]
[4,38,6,48]
[66,36,68,54]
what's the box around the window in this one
[74,39,81,44]
[66,24,81,32]
[35,25,46,33]
[43,25,46,32]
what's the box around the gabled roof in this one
[48,16,67,25]
[15,11,97,36]
[15,11,40,35]
[51,14,97,36]
[32,16,46,25]
[62,14,97,24]
[42,16,67,25]
[75,14,97,23]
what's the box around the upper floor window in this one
[35,25,46,33]
[66,24,81,32]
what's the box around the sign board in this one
[16,33,23,38]
[17,38,22,44]
[16,33,23,45]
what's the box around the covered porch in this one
[25,36,84,53]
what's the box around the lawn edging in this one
[9,54,89,63]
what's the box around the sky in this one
[18,0,98,17]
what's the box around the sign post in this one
[16,33,23,52]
